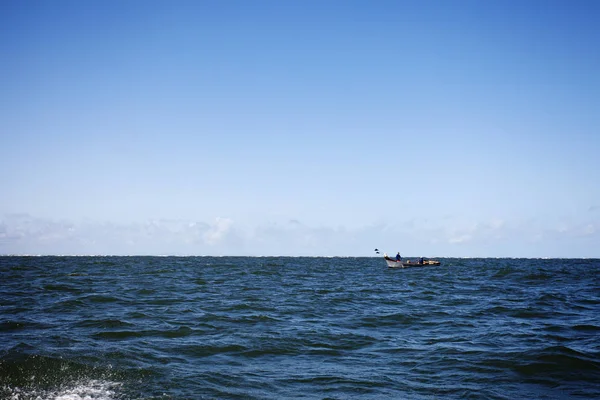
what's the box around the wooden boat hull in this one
[385,258,406,268]
[384,257,440,268]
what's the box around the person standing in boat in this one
[396,252,402,261]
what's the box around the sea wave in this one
[1,256,599,399]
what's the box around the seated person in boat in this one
[396,252,402,261]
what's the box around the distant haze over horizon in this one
[1,254,598,260]
[1,1,599,258]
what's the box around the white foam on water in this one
[6,380,121,400]
[53,380,120,400]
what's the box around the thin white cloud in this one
[449,234,472,244]
[0,214,235,255]
[203,217,234,246]
[489,218,505,230]
[581,224,596,236]
[0,213,598,257]
[416,218,508,246]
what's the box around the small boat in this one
[384,254,441,268]
[385,257,406,268]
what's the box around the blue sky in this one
[1,0,599,256]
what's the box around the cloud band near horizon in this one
[1,213,597,258]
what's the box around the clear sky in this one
[1,0,599,257]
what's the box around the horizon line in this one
[1,254,598,260]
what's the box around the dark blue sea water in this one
[1,256,599,400]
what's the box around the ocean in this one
[1,256,599,399]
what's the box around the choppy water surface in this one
[1,256,599,399]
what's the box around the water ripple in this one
[1,256,599,399]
